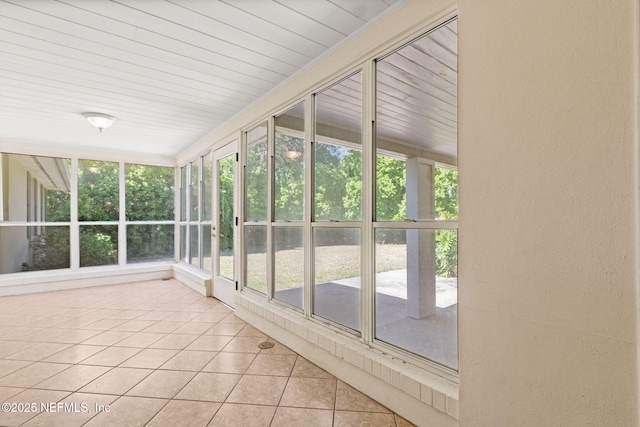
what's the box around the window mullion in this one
[267,116,275,301]
[304,93,315,319]
[70,157,79,270]
[361,59,375,344]
[118,161,126,266]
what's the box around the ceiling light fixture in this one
[83,113,117,133]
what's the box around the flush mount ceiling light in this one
[83,113,117,133]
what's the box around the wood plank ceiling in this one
[315,19,457,160]
[0,0,402,158]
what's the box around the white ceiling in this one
[0,0,402,159]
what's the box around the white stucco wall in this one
[458,1,638,425]
[0,156,29,273]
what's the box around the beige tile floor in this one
[0,279,415,427]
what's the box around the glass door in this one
[212,141,237,307]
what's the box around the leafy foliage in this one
[376,156,406,221]
[80,226,118,267]
[434,168,458,277]
[23,161,175,270]
[125,164,175,221]
[275,133,305,221]
[219,156,234,254]
[24,227,70,271]
[245,138,459,278]
[314,143,360,221]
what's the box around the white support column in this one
[406,157,436,318]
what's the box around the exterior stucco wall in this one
[0,156,29,273]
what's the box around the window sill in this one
[0,262,174,296]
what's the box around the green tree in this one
[274,133,304,220]
[314,143,348,221]
[434,168,458,277]
[376,156,406,220]
[219,156,234,254]
[125,164,175,262]
[246,140,268,221]
[125,164,174,221]
[24,161,175,270]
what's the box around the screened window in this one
[236,19,458,373]
[244,122,268,294]
[0,153,71,273]
[78,160,119,267]
[179,154,211,271]
[374,20,458,370]
[312,72,363,331]
[0,154,175,274]
[274,102,305,222]
[125,164,175,263]
[314,72,362,222]
[273,102,305,308]
[245,123,268,223]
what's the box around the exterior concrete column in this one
[406,157,436,319]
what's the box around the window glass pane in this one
[375,228,457,370]
[78,160,119,221]
[435,167,458,220]
[80,225,118,267]
[274,226,303,309]
[125,164,175,221]
[313,227,360,331]
[202,154,212,221]
[0,226,70,273]
[245,122,268,222]
[127,224,174,263]
[275,102,304,221]
[315,72,362,221]
[190,160,199,222]
[376,155,406,220]
[189,224,199,268]
[219,155,234,280]
[245,225,266,294]
[376,24,458,221]
[180,166,188,221]
[202,224,211,272]
[1,154,72,222]
[180,224,187,263]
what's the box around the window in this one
[237,19,458,373]
[0,153,71,273]
[125,164,175,263]
[374,21,458,370]
[244,122,268,294]
[313,72,363,331]
[179,154,211,271]
[273,102,305,309]
[314,73,362,222]
[78,160,119,267]
[0,154,175,274]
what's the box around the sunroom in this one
[2,0,636,427]
[0,1,458,424]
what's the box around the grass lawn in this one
[231,244,408,294]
